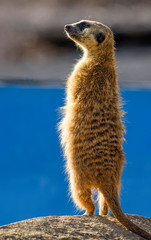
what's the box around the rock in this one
[0,214,150,239]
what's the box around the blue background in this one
[0,86,150,226]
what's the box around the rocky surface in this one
[0,214,150,240]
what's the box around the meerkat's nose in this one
[64,24,72,31]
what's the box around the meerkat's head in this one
[64,20,114,56]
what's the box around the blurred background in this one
[0,0,151,226]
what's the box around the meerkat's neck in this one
[84,47,115,64]
[68,46,119,104]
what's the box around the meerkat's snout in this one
[64,21,90,35]
[64,24,79,40]
[64,21,90,40]
[64,25,72,32]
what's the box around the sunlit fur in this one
[59,20,151,240]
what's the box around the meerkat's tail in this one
[101,185,151,240]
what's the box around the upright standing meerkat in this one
[59,20,151,240]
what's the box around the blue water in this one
[0,86,150,226]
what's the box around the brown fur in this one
[59,20,151,240]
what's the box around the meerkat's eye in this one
[78,22,89,31]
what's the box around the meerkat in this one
[59,20,151,240]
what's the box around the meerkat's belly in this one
[65,102,124,177]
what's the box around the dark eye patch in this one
[78,22,90,31]
[95,32,105,44]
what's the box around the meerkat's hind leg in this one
[97,191,109,215]
[70,177,95,215]
[79,188,95,215]
[76,188,95,215]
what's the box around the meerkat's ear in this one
[95,32,105,44]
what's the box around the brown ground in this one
[0,214,150,240]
